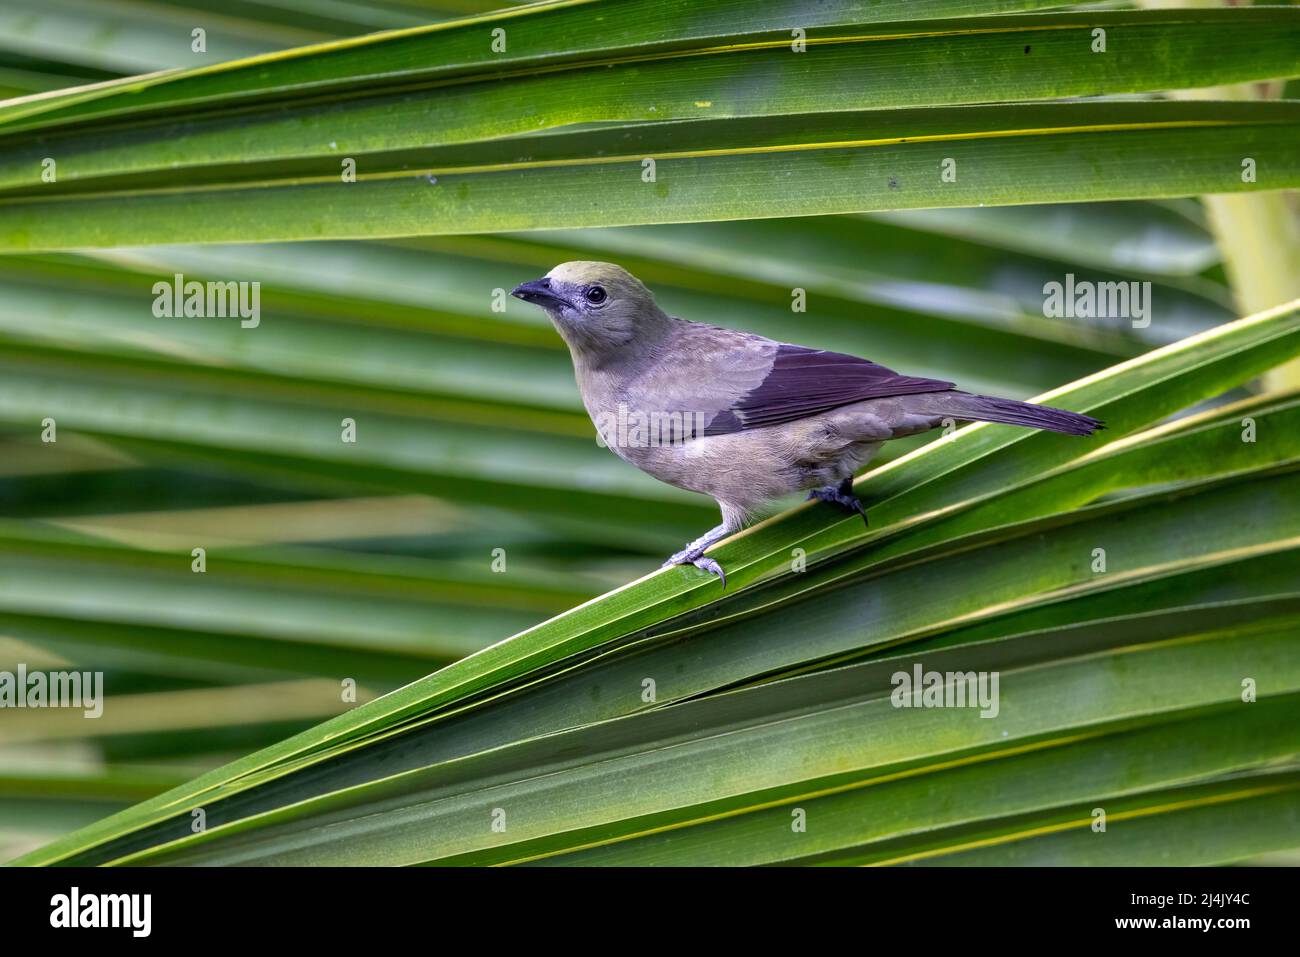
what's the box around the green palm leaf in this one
[3,0,1297,867]
[1,6,1298,248]
[14,298,1299,866]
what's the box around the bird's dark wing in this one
[703,344,954,435]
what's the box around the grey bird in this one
[513,262,1102,587]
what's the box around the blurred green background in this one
[0,0,1296,863]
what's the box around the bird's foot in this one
[807,479,870,527]
[662,545,727,589]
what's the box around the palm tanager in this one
[513,262,1102,587]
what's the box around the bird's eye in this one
[584,285,608,305]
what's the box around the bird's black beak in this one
[511,277,567,309]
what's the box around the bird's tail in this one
[920,391,1104,436]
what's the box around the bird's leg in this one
[662,522,731,588]
[807,476,869,527]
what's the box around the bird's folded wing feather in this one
[701,343,954,435]
[623,323,953,436]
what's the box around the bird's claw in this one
[807,484,870,527]
[662,550,727,588]
[689,556,727,588]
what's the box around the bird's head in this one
[512,261,668,359]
